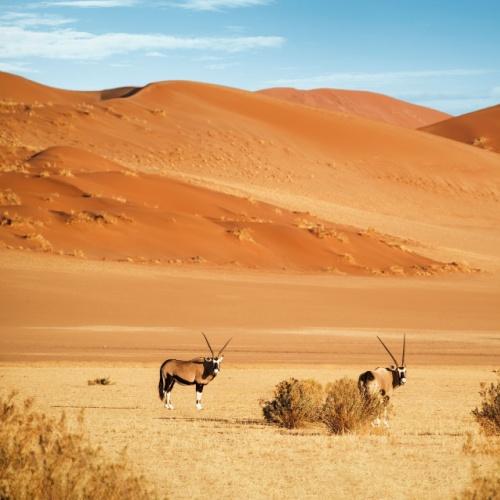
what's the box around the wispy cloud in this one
[0,26,285,60]
[39,0,139,7]
[173,0,272,11]
[267,69,496,87]
[0,12,74,27]
[0,61,38,73]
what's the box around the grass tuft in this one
[472,369,500,435]
[88,377,113,386]
[261,378,323,429]
[458,461,500,500]
[0,392,154,499]
[322,378,386,435]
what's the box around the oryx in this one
[358,335,406,427]
[158,333,231,410]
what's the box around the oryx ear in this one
[206,357,212,362]
[390,364,396,369]
[219,356,224,362]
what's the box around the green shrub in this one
[0,392,154,500]
[472,370,500,435]
[262,378,323,429]
[322,377,385,434]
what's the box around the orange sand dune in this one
[1,72,500,271]
[421,104,500,153]
[0,146,453,274]
[257,87,449,128]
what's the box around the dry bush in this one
[0,392,153,500]
[0,189,21,207]
[226,227,254,242]
[472,370,500,435]
[21,233,52,252]
[458,461,500,500]
[322,378,385,435]
[88,377,113,386]
[261,378,323,429]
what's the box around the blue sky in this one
[1,0,499,114]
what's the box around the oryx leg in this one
[195,383,204,410]
[382,405,390,428]
[164,375,176,410]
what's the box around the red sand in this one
[257,87,449,128]
[421,104,500,153]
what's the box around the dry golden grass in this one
[322,377,385,434]
[261,378,323,428]
[0,364,498,499]
[472,369,500,435]
[0,392,154,499]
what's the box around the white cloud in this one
[267,69,496,87]
[0,61,38,73]
[0,26,285,60]
[173,0,271,11]
[39,0,139,7]
[0,12,74,27]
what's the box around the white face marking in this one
[213,358,221,374]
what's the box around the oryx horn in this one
[401,334,406,366]
[377,336,399,367]
[201,332,215,358]
[217,337,232,357]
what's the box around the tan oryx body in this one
[358,335,407,427]
[158,333,231,410]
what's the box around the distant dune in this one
[1,72,499,271]
[420,104,500,153]
[257,87,450,128]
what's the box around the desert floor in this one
[1,250,499,499]
[0,363,498,500]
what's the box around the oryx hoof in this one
[196,403,203,410]
[164,403,174,410]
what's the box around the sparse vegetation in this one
[262,378,323,429]
[458,461,500,500]
[88,377,113,386]
[0,392,153,500]
[472,370,500,435]
[0,189,21,207]
[226,227,254,242]
[20,233,52,252]
[322,378,385,435]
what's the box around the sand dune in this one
[1,145,457,274]
[257,87,450,128]
[1,72,500,271]
[421,104,500,153]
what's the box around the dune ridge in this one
[257,87,450,128]
[421,104,500,153]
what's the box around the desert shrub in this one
[0,392,153,499]
[88,377,113,386]
[458,461,500,500]
[322,377,385,434]
[262,378,323,429]
[472,370,500,435]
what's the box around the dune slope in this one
[0,146,458,274]
[1,72,500,270]
[257,87,450,128]
[420,104,500,153]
